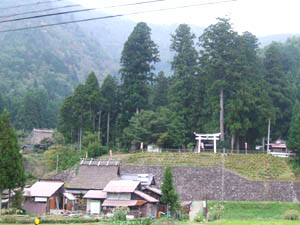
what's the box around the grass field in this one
[100,152,298,181]
[206,220,300,225]
[207,201,300,221]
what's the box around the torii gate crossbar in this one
[194,132,221,154]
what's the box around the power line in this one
[0,0,237,33]
[0,0,64,11]
[0,0,166,24]
[0,4,82,19]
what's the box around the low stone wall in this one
[121,165,300,202]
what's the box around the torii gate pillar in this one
[194,132,221,154]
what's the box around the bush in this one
[194,211,205,222]
[2,216,17,224]
[112,206,129,221]
[207,203,224,221]
[285,210,299,220]
[1,207,24,215]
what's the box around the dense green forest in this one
[54,18,300,160]
[2,0,300,166]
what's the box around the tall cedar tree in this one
[0,109,25,214]
[161,166,179,216]
[199,18,238,142]
[287,101,300,153]
[150,71,169,108]
[120,22,159,129]
[263,44,293,139]
[224,32,273,151]
[85,72,101,131]
[169,24,198,144]
[100,75,119,145]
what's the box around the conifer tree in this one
[169,24,198,144]
[120,22,159,129]
[0,109,25,214]
[161,166,179,216]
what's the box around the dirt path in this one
[189,201,203,221]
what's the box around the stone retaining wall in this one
[121,165,300,202]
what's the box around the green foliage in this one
[120,22,160,128]
[161,166,180,216]
[44,145,83,172]
[0,109,26,191]
[169,24,199,144]
[287,102,300,153]
[284,210,300,220]
[112,206,129,221]
[11,190,24,209]
[208,203,224,221]
[263,43,294,139]
[122,107,184,149]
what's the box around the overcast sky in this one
[73,0,300,37]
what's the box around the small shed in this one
[83,190,107,214]
[23,180,64,214]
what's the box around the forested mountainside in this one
[1,0,299,133]
[0,0,118,130]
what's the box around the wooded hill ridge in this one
[2,0,300,155]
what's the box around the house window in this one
[107,193,130,200]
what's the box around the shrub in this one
[112,206,129,221]
[207,203,224,221]
[194,212,205,222]
[2,216,17,223]
[285,210,299,220]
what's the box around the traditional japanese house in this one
[102,180,159,218]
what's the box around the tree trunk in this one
[107,112,110,145]
[8,189,11,208]
[262,137,265,152]
[236,136,240,153]
[231,134,235,153]
[98,110,102,142]
[220,87,224,141]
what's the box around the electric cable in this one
[0,0,237,33]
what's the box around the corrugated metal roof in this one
[83,190,107,199]
[63,192,76,200]
[103,180,140,193]
[102,200,146,207]
[120,173,155,186]
[145,186,162,195]
[25,180,64,197]
[134,190,159,203]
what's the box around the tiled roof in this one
[134,190,159,203]
[103,180,140,193]
[83,190,107,199]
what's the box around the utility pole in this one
[267,119,271,153]
[56,155,59,174]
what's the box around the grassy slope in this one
[100,152,297,181]
[208,201,300,220]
